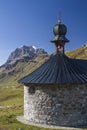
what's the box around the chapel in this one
[17,18,87,127]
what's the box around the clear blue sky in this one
[0,0,87,65]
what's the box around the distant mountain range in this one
[0,44,87,88]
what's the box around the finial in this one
[58,10,62,24]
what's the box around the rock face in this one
[7,45,47,64]
[24,84,87,127]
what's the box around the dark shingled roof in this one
[19,53,87,85]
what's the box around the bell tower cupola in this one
[51,18,69,54]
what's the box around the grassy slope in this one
[66,45,87,59]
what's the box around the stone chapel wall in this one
[24,84,87,127]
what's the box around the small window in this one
[29,86,35,94]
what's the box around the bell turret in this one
[51,19,69,54]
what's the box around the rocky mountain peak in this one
[6,45,47,64]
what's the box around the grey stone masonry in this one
[24,84,87,127]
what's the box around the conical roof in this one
[19,53,87,85]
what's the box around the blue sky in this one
[0,0,87,65]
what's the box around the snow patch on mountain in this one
[32,45,37,50]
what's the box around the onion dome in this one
[53,22,67,36]
[51,20,69,43]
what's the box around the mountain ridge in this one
[6,45,47,64]
[0,45,47,69]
